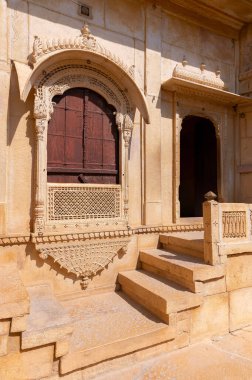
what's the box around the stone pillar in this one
[203,199,220,265]
[144,4,162,225]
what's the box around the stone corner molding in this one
[28,23,135,79]
[173,58,226,91]
[35,237,130,289]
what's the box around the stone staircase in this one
[0,231,228,379]
[118,231,225,325]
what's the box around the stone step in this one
[60,291,175,374]
[140,248,225,293]
[21,285,73,358]
[118,270,203,323]
[159,231,204,259]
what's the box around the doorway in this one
[180,115,218,217]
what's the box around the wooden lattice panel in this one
[47,184,121,221]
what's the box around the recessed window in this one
[78,3,92,18]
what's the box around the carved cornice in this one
[134,223,204,234]
[0,223,204,246]
[0,235,30,246]
[173,60,225,90]
[28,24,135,80]
[36,237,130,289]
[162,77,252,106]
[31,228,133,245]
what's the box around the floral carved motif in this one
[37,238,130,289]
[29,24,134,80]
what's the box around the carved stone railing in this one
[47,183,122,223]
[203,200,252,265]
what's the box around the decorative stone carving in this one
[222,211,247,239]
[0,222,205,247]
[29,24,134,80]
[123,114,134,146]
[173,59,226,90]
[47,184,122,222]
[32,59,134,233]
[34,94,47,119]
[35,119,47,141]
[37,238,130,289]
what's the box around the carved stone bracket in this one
[36,237,130,289]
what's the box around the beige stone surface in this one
[230,287,252,330]
[60,291,174,373]
[0,263,29,319]
[0,334,8,356]
[21,285,73,350]
[0,320,10,336]
[11,315,27,333]
[226,253,252,291]
[0,345,54,380]
[160,231,204,259]
[94,329,252,380]
[119,269,202,317]
[190,293,229,342]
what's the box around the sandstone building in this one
[1,0,252,378]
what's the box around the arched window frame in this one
[33,61,134,235]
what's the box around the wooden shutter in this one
[47,88,119,184]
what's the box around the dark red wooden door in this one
[47,88,119,184]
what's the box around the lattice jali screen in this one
[47,184,121,221]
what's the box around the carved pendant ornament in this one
[37,238,130,289]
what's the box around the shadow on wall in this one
[7,64,36,230]
[7,0,149,53]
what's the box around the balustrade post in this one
[203,192,220,265]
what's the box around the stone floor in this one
[95,326,252,380]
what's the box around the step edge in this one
[60,325,175,374]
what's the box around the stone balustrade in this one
[203,200,252,265]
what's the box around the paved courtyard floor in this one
[96,326,252,380]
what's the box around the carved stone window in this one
[28,26,151,235]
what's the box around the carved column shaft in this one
[123,115,133,218]
[34,117,47,234]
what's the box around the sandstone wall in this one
[0,0,242,294]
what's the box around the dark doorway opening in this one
[180,115,218,217]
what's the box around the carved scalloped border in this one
[28,24,135,80]
[0,224,204,246]
[173,62,226,90]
